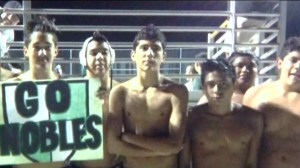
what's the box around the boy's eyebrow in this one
[139,43,149,46]
[32,41,52,45]
[205,80,215,83]
[90,48,108,52]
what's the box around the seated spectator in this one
[184,64,197,91]
[192,52,207,90]
[0,0,23,74]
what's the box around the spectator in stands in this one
[243,36,300,168]
[192,52,206,90]
[198,51,258,104]
[184,64,197,91]
[227,51,258,103]
[180,59,263,168]
[72,30,120,168]
[107,24,188,168]
[0,0,22,79]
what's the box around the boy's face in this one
[232,56,258,87]
[24,31,58,71]
[86,40,111,77]
[203,70,234,105]
[277,51,300,87]
[131,40,165,72]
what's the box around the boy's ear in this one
[159,51,166,63]
[130,50,135,61]
[54,46,59,58]
[276,56,283,70]
[23,46,28,58]
[162,51,166,61]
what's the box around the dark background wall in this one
[1,1,299,42]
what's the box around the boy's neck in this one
[207,102,233,116]
[136,70,160,89]
[87,72,111,90]
[30,70,58,80]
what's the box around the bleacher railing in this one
[1,1,287,87]
[207,1,286,84]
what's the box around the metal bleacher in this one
[208,1,286,84]
[0,1,287,106]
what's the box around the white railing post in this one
[229,0,236,54]
[278,1,287,55]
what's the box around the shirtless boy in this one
[198,51,258,104]
[107,24,188,168]
[73,31,120,168]
[7,16,63,168]
[243,36,300,168]
[182,59,263,168]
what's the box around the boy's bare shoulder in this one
[5,71,31,82]
[246,81,276,97]
[4,71,29,82]
[5,75,22,82]
[243,81,278,108]
[161,82,189,98]
[236,103,261,114]
[160,74,177,85]
[110,78,134,94]
[234,103,264,124]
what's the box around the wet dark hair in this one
[24,15,59,47]
[228,51,259,66]
[133,24,166,50]
[201,58,236,85]
[91,30,108,43]
[279,36,300,59]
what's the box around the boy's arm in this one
[122,85,188,154]
[178,134,191,168]
[107,85,166,157]
[246,112,264,168]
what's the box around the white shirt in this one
[185,80,194,91]
[0,29,14,58]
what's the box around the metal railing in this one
[207,1,286,84]
[1,1,287,86]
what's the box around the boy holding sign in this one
[2,16,64,168]
[2,16,106,168]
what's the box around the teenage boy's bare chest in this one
[259,96,300,135]
[124,89,172,120]
[191,114,254,151]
